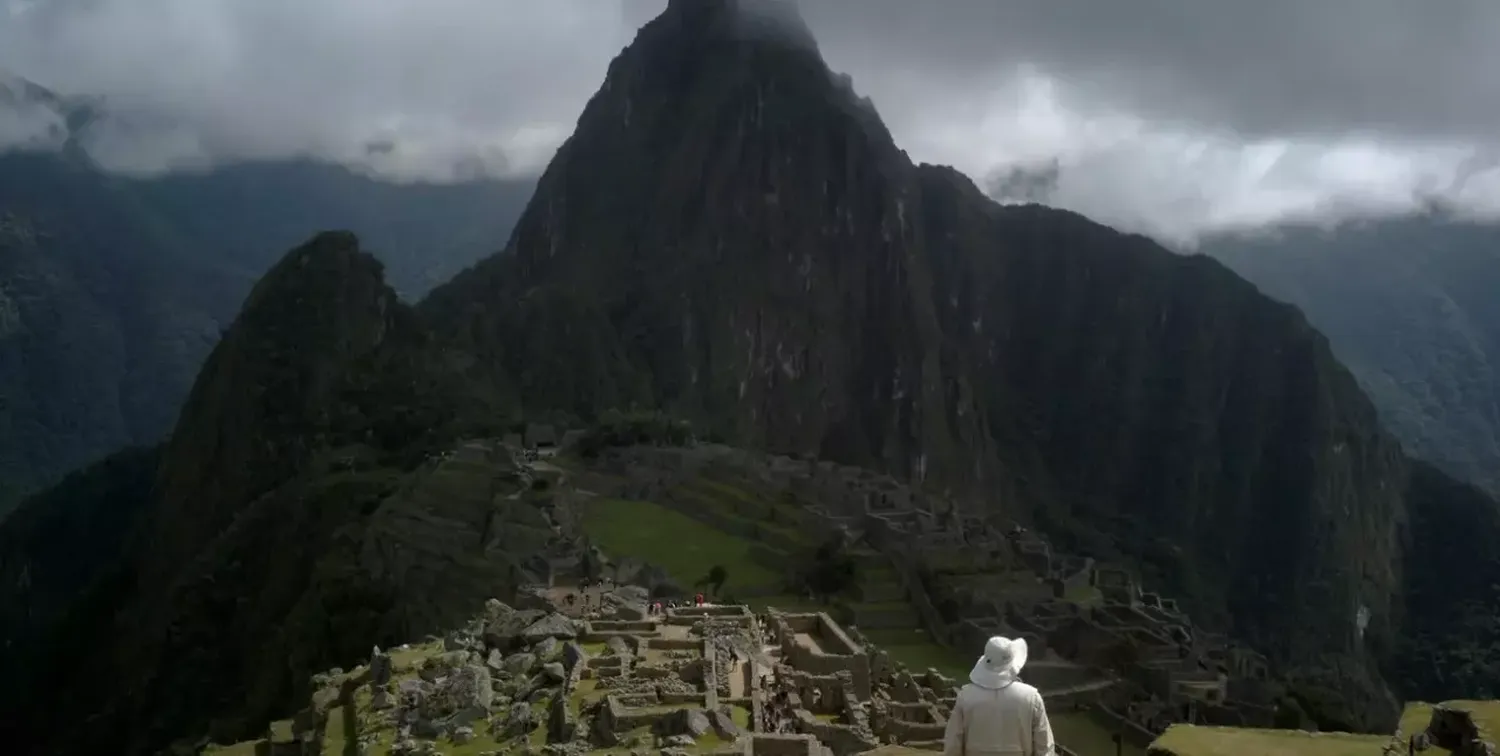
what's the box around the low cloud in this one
[4,0,1500,239]
[0,74,68,152]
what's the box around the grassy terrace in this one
[578,475,1142,756]
[579,496,783,596]
[1148,724,1388,756]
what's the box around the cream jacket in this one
[943,681,1056,756]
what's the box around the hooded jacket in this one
[943,680,1056,756]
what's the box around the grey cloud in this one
[4,0,1500,237]
[0,73,68,152]
[794,0,1500,145]
[1,0,640,179]
[0,100,67,153]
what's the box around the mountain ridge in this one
[0,75,535,514]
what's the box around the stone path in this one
[728,656,747,698]
[543,585,608,618]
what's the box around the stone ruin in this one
[586,443,1290,751]
[1383,702,1499,756]
[206,575,1094,756]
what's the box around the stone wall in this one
[773,613,872,701]
[745,733,823,756]
[1428,705,1498,756]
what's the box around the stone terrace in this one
[587,443,1300,754]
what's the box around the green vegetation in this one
[860,628,969,680]
[1050,712,1144,756]
[0,145,533,516]
[804,535,859,601]
[1396,463,1500,700]
[1148,724,1388,756]
[577,409,693,458]
[580,497,782,594]
[1209,217,1500,497]
[1398,700,1500,754]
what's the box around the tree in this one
[707,565,728,595]
[804,537,858,602]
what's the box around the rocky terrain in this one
[2,1,1500,755]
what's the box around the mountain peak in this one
[656,0,816,49]
[143,231,401,585]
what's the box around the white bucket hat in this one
[969,635,1028,689]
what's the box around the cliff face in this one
[1207,218,1500,496]
[3,233,541,755]
[426,0,1407,723]
[424,0,994,489]
[1398,461,1500,700]
[139,231,400,584]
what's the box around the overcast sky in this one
[4,0,1500,244]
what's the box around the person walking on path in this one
[944,636,1055,756]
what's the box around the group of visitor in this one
[645,592,708,616]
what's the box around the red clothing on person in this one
[695,593,704,606]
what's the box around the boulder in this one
[548,691,578,742]
[709,710,742,740]
[522,613,579,642]
[660,708,712,737]
[484,608,548,650]
[506,700,536,737]
[370,646,393,685]
[683,709,712,737]
[311,686,341,715]
[504,652,538,675]
[541,662,566,684]
[533,636,559,658]
[371,688,395,711]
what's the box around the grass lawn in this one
[1051,711,1146,756]
[580,497,781,593]
[202,741,260,755]
[1148,724,1388,756]
[675,481,813,546]
[860,627,970,680]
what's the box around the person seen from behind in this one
[944,636,1055,756]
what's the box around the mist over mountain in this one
[1206,216,1500,495]
[0,75,532,513]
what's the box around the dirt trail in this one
[728,657,747,697]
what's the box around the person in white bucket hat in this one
[943,636,1055,756]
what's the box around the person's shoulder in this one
[956,683,985,702]
[1012,680,1044,699]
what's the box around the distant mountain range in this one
[0,73,534,512]
[1207,218,1500,495]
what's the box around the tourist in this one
[695,592,705,607]
[943,636,1055,756]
